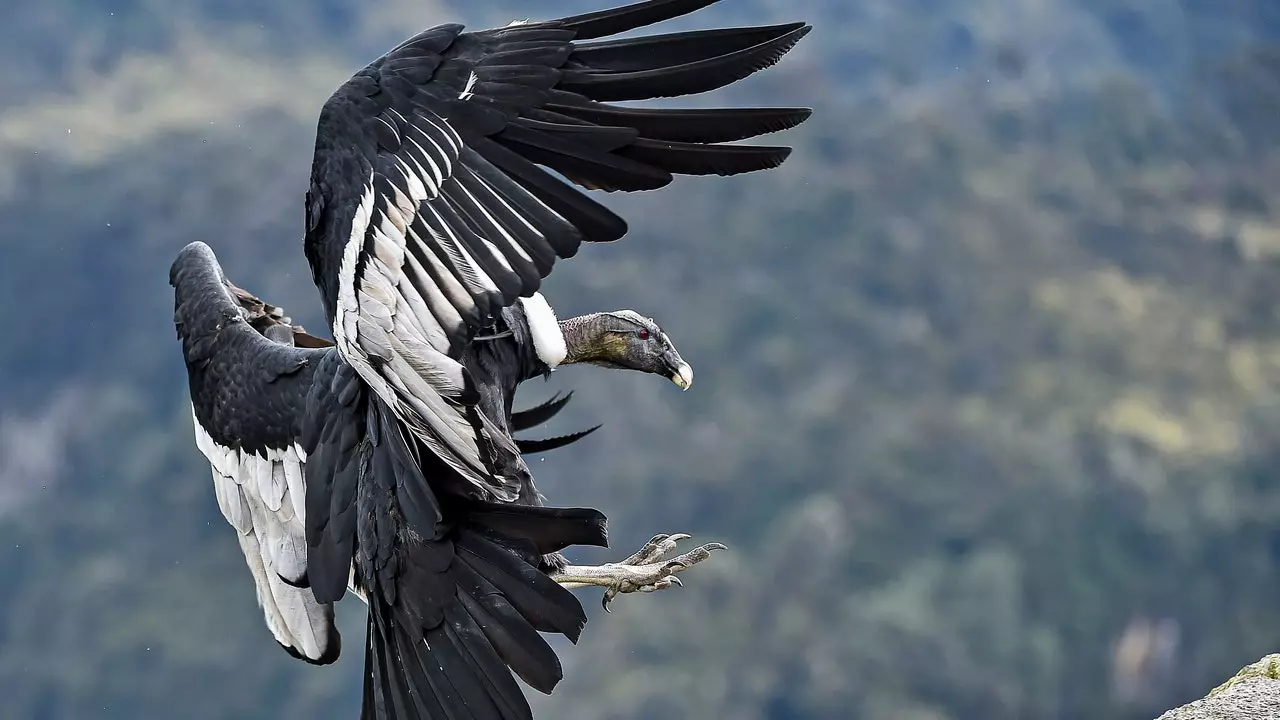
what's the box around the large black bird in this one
[176,255,708,641]
[175,246,721,705]
[173,0,810,717]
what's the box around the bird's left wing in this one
[171,241,365,665]
[305,0,811,501]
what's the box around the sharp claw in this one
[584,533,727,610]
[623,534,675,566]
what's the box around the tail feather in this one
[360,502,606,720]
[442,604,532,716]
[456,532,591,640]
[384,626,444,719]
[364,609,424,720]
[392,623,478,719]
[415,617,506,719]
[365,591,534,720]
[461,500,608,554]
[457,582,566,694]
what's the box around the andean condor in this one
[175,248,726,686]
[171,0,810,717]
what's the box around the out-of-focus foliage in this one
[2,1,1280,718]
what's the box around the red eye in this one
[638,328,650,340]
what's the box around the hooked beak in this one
[665,353,694,391]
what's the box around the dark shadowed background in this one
[3,1,1280,718]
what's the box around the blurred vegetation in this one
[2,1,1280,718]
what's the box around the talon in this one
[554,533,728,608]
[644,534,669,549]
[623,534,673,566]
[652,533,692,558]
[628,532,697,566]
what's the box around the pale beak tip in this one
[671,362,694,391]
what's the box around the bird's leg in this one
[550,533,726,612]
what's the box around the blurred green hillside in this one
[3,1,1280,718]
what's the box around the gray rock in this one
[1157,655,1280,720]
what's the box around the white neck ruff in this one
[519,292,567,369]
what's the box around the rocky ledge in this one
[1157,655,1280,720]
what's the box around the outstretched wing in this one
[305,0,811,501]
[171,241,364,665]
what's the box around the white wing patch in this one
[458,72,478,101]
[191,406,336,663]
[332,162,522,502]
[332,180,377,363]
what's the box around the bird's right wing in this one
[171,241,366,665]
[304,0,811,505]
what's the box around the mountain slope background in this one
[3,1,1280,718]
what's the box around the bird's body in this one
[172,0,811,717]
[460,300,561,506]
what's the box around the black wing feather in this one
[172,241,349,665]
[307,0,813,389]
[510,391,575,432]
[515,426,603,456]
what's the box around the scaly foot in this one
[550,533,726,611]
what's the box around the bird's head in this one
[559,310,694,390]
